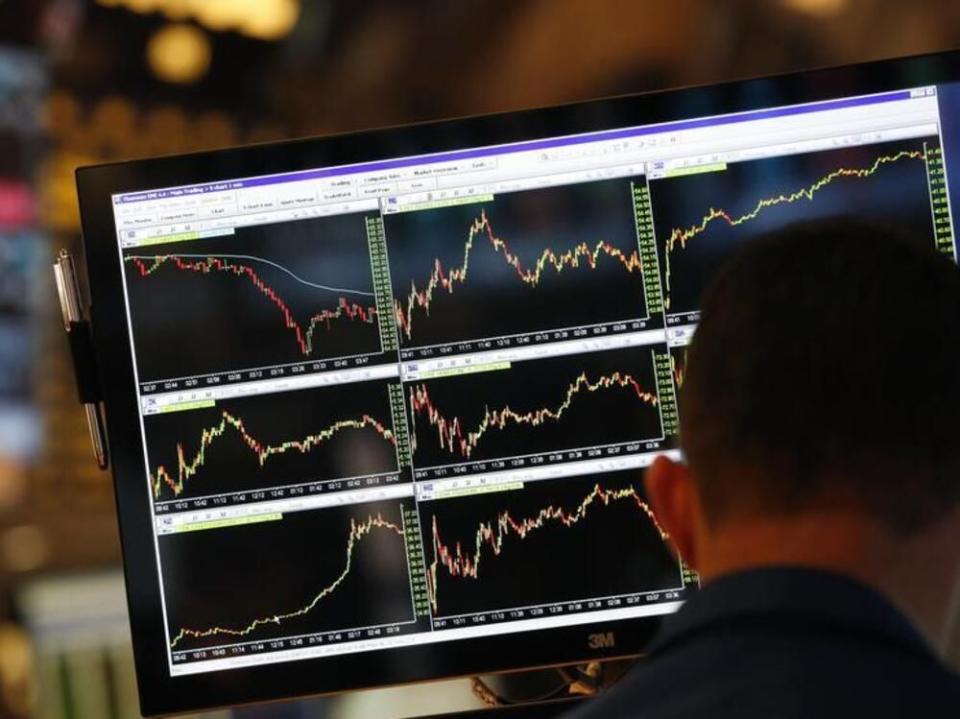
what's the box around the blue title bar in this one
[115,89,916,204]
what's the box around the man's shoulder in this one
[564,568,960,719]
[567,637,960,719]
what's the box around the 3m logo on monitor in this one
[588,632,615,649]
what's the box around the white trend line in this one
[127,253,376,297]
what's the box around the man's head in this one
[645,219,960,650]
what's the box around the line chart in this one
[127,254,377,357]
[151,410,396,499]
[144,381,401,502]
[662,149,924,306]
[410,371,658,460]
[407,346,665,471]
[122,213,383,382]
[394,208,643,340]
[170,513,403,648]
[161,500,416,651]
[422,472,682,617]
[650,138,940,317]
[384,178,652,350]
[429,483,667,611]
[127,252,376,296]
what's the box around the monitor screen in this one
[77,52,960,715]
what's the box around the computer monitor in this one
[76,51,960,716]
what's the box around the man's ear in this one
[645,455,701,572]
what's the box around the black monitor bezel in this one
[76,50,960,716]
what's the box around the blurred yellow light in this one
[146,23,212,84]
[243,0,300,40]
[192,0,238,32]
[41,90,81,136]
[0,525,49,573]
[193,111,239,149]
[156,0,192,21]
[98,0,300,39]
[102,0,164,15]
[0,623,35,717]
[781,0,847,17]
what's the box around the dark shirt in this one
[567,568,960,718]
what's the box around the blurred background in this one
[0,0,958,716]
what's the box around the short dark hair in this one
[680,219,960,532]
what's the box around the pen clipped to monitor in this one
[53,248,109,470]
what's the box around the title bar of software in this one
[114,90,916,204]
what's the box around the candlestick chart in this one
[409,345,664,470]
[422,471,682,617]
[384,178,651,350]
[649,137,942,318]
[145,380,400,502]
[122,213,382,382]
[161,500,416,651]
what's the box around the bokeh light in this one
[146,22,212,84]
[98,0,301,40]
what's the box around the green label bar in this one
[394,193,494,213]
[664,162,727,178]
[174,513,283,533]
[160,399,216,414]
[136,228,235,247]
[418,360,511,380]
[432,481,524,500]
[138,232,201,246]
